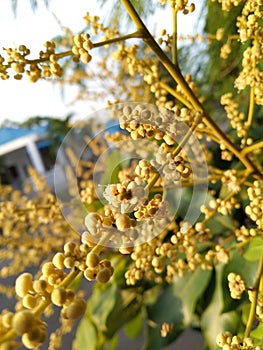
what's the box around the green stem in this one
[121,0,263,179]
[244,250,263,339]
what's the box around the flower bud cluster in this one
[221,93,246,138]
[234,225,258,242]
[221,169,241,193]
[206,196,240,216]
[72,34,93,64]
[0,41,64,82]
[245,181,263,229]
[216,331,255,349]
[248,292,263,322]
[0,233,116,348]
[159,0,195,14]
[211,0,243,12]
[125,222,214,285]
[80,180,97,204]
[228,272,246,299]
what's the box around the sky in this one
[0,1,202,125]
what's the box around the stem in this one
[244,250,263,339]
[121,0,263,179]
[241,139,263,155]
[91,231,114,254]
[172,7,178,66]
[93,30,143,48]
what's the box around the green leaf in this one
[73,316,98,350]
[99,149,122,186]
[201,264,242,350]
[124,309,144,339]
[144,267,212,350]
[105,289,142,339]
[250,322,263,341]
[87,282,118,332]
[244,237,263,261]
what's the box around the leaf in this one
[73,316,98,350]
[105,289,143,339]
[99,149,122,186]
[87,282,118,332]
[250,322,263,341]
[201,264,242,350]
[244,237,263,261]
[144,267,212,350]
[124,309,144,339]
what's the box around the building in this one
[0,126,55,188]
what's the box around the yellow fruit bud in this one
[22,294,37,309]
[52,252,65,269]
[51,288,67,306]
[115,214,131,230]
[33,279,47,294]
[15,273,33,298]
[96,267,111,283]
[84,268,97,281]
[64,298,86,320]
[41,262,56,277]
[12,310,35,335]
[86,252,100,268]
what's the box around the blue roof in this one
[0,126,47,146]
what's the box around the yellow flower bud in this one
[22,294,37,309]
[15,273,33,298]
[96,267,111,283]
[51,288,67,306]
[52,252,65,269]
[64,298,86,320]
[12,310,35,335]
[86,252,100,268]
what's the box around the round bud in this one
[41,262,56,277]
[15,273,33,298]
[12,310,35,335]
[96,268,111,283]
[64,242,76,255]
[22,294,37,309]
[64,298,86,320]
[51,288,67,306]
[86,252,100,268]
[33,280,47,294]
[115,214,131,231]
[64,257,75,269]
[84,268,97,281]
[52,252,65,269]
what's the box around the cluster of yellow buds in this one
[72,34,93,64]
